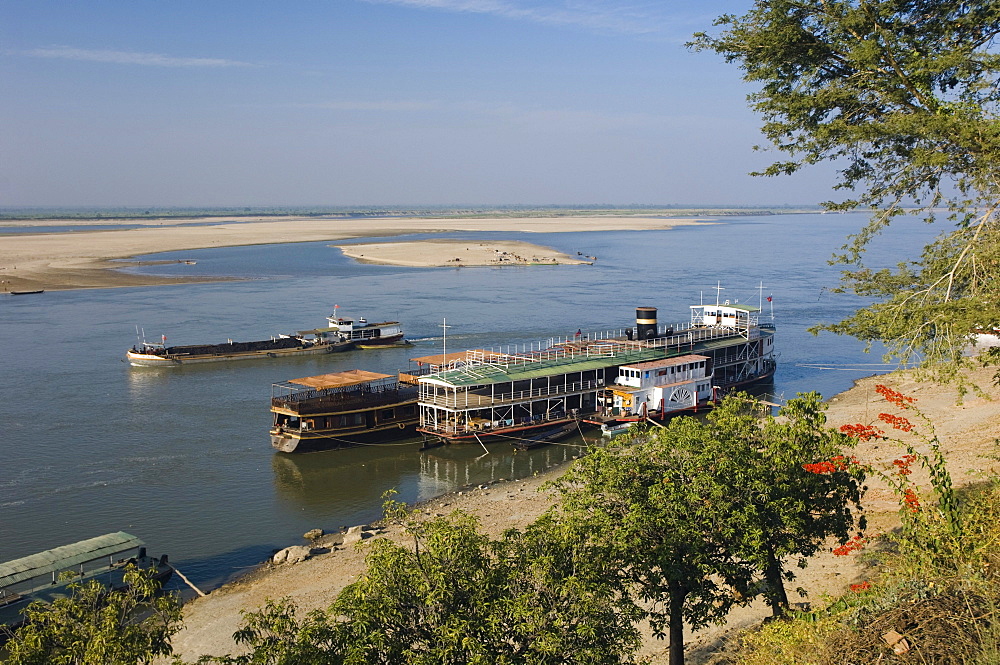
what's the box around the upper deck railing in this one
[419,379,602,409]
[432,321,751,377]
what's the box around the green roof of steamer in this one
[703,303,760,312]
[427,347,679,388]
[0,532,143,588]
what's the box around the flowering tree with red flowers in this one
[838,384,964,570]
[703,392,867,616]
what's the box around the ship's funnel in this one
[636,307,657,340]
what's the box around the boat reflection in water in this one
[270,434,593,521]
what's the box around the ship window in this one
[381,408,395,420]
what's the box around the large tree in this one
[546,417,758,665]
[202,507,641,665]
[700,393,867,615]
[693,1,1000,384]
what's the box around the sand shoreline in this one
[163,366,1000,664]
[0,215,707,293]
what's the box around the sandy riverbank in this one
[0,215,706,292]
[164,366,1000,664]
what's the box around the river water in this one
[0,212,936,593]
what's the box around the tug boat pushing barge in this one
[126,308,404,367]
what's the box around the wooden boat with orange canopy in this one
[270,369,418,453]
[268,352,468,453]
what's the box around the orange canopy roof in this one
[289,369,392,390]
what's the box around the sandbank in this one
[0,215,706,293]
[336,239,591,267]
[164,366,1000,664]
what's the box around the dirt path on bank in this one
[165,366,1000,664]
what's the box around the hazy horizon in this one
[4,1,839,208]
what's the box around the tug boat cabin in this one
[317,309,405,346]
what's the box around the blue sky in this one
[2,1,838,207]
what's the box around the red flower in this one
[878,412,914,432]
[839,423,885,441]
[803,461,836,474]
[833,534,867,556]
[802,455,859,474]
[892,454,917,476]
[876,384,916,408]
[903,488,921,513]
[850,581,872,592]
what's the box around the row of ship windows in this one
[622,360,707,380]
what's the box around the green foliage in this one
[705,393,867,615]
[692,1,1000,379]
[194,598,343,665]
[544,393,866,663]
[3,566,182,665]
[201,508,641,665]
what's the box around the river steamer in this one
[269,352,506,452]
[416,297,775,445]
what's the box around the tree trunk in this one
[668,580,687,665]
[764,547,789,617]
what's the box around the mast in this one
[440,318,451,369]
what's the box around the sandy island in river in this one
[162,365,1000,664]
[0,215,707,292]
[337,239,593,267]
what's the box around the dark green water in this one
[0,213,934,592]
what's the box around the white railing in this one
[421,379,601,408]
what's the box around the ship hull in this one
[271,421,418,453]
[127,340,352,367]
[417,418,581,447]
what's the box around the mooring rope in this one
[170,566,206,597]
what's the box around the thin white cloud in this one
[23,46,252,68]
[304,100,442,112]
[362,0,673,35]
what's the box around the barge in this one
[416,294,775,445]
[126,308,404,366]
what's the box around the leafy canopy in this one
[700,393,866,615]
[3,566,182,665]
[201,503,642,665]
[692,0,1000,383]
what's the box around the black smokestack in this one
[636,307,657,340]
